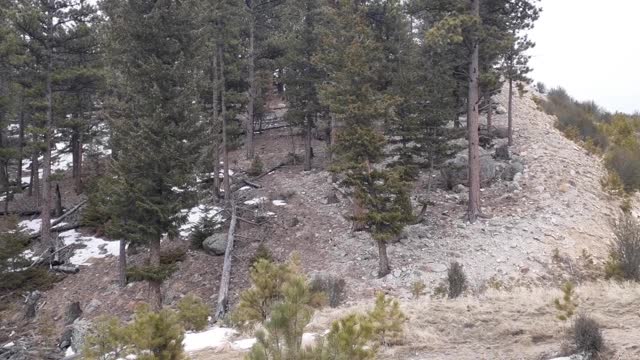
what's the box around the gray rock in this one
[202,233,227,256]
[84,299,102,315]
[507,181,521,193]
[496,105,507,115]
[441,151,497,189]
[494,143,510,160]
[501,161,524,181]
[324,192,340,204]
[426,263,447,272]
[70,319,91,354]
[453,184,468,193]
[491,126,509,139]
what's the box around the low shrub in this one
[249,243,273,268]
[573,314,604,354]
[310,272,346,308]
[605,146,640,192]
[177,294,209,331]
[247,155,264,177]
[190,215,220,249]
[607,215,640,281]
[367,292,407,346]
[447,262,467,299]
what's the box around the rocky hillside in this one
[1,84,635,360]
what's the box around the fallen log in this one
[215,202,237,321]
[29,223,80,240]
[242,179,262,189]
[51,199,87,227]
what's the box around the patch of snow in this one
[231,338,257,350]
[19,218,42,234]
[2,342,14,348]
[58,230,120,265]
[179,205,224,237]
[272,200,287,206]
[244,197,267,206]
[183,327,237,352]
[239,186,251,191]
[65,347,75,356]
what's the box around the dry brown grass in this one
[191,282,640,359]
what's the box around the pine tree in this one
[281,0,328,171]
[101,0,201,309]
[316,1,412,277]
[11,0,98,241]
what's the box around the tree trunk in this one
[507,77,513,146]
[119,239,127,287]
[304,115,312,171]
[55,183,63,217]
[218,46,231,202]
[71,127,83,194]
[30,147,39,200]
[215,203,237,320]
[376,238,390,278]
[467,0,481,223]
[17,89,25,186]
[487,95,493,130]
[329,114,336,162]
[246,12,255,160]
[211,52,221,201]
[41,5,54,245]
[149,236,162,311]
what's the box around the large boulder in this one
[500,160,525,181]
[441,151,497,189]
[203,233,227,256]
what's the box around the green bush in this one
[447,261,467,299]
[248,155,264,177]
[189,216,220,249]
[83,305,185,360]
[605,147,640,192]
[177,294,210,331]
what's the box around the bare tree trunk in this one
[54,184,62,217]
[17,89,25,186]
[119,239,127,287]
[149,237,162,311]
[376,238,390,278]
[29,147,39,199]
[41,5,54,245]
[467,0,481,223]
[71,127,83,194]
[329,114,336,162]
[211,52,221,201]
[215,203,237,320]
[487,95,493,130]
[507,77,513,146]
[218,47,231,202]
[246,12,255,160]
[304,115,312,171]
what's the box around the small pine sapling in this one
[447,262,467,299]
[247,155,264,177]
[554,282,578,321]
[177,294,210,331]
[411,280,426,299]
[367,292,407,346]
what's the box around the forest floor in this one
[0,85,631,359]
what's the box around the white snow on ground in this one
[179,204,224,237]
[239,186,251,191]
[182,327,319,353]
[2,342,14,348]
[244,197,267,205]
[183,327,237,352]
[272,200,286,206]
[65,347,75,357]
[58,230,120,265]
[19,218,42,234]
[19,218,120,266]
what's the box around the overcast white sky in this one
[528,0,640,114]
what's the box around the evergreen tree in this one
[316,0,413,277]
[102,0,201,309]
[11,0,98,242]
